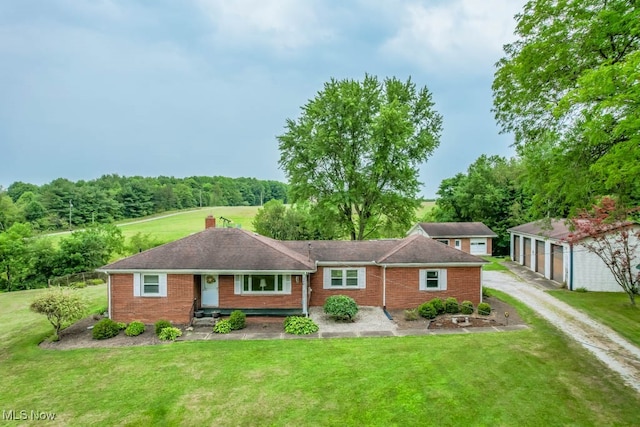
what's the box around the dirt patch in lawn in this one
[390,295,524,330]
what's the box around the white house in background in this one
[508,219,639,292]
[407,222,497,256]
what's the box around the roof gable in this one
[417,222,498,238]
[378,234,485,264]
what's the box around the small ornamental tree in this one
[30,287,87,339]
[568,197,640,306]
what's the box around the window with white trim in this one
[234,274,291,295]
[133,273,167,297]
[323,267,366,289]
[419,269,447,291]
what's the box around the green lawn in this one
[117,206,261,243]
[547,290,640,348]
[1,287,639,425]
[482,256,509,271]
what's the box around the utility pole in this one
[69,200,73,230]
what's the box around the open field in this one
[1,287,639,425]
[548,290,640,348]
[117,206,260,243]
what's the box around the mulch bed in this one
[389,295,524,330]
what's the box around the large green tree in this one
[493,0,640,214]
[278,75,442,240]
[431,155,532,254]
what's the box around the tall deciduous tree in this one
[568,197,640,306]
[278,75,442,240]
[493,0,640,213]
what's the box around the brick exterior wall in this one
[111,267,482,322]
[384,266,481,308]
[110,273,195,324]
[308,265,384,307]
[217,275,303,308]
[439,238,492,256]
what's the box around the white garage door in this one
[470,238,487,255]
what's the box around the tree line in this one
[0,175,288,232]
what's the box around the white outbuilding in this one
[508,219,639,292]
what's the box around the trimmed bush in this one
[284,316,319,335]
[444,297,460,314]
[228,310,246,330]
[213,319,232,334]
[30,287,88,340]
[418,302,437,319]
[477,302,492,316]
[117,322,127,330]
[428,297,445,314]
[460,301,474,315]
[125,321,145,337]
[92,318,121,340]
[404,309,419,321]
[158,327,182,341]
[154,320,172,336]
[323,295,359,321]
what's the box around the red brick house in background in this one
[406,222,497,256]
[99,217,486,324]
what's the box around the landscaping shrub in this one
[228,310,246,330]
[404,308,419,321]
[323,295,359,321]
[284,316,319,335]
[428,297,445,314]
[418,302,437,319]
[477,302,492,316]
[125,321,145,337]
[213,319,232,334]
[92,318,121,340]
[88,278,105,286]
[117,322,127,330]
[158,327,182,341]
[72,281,87,289]
[460,301,474,315]
[30,287,88,340]
[154,320,172,336]
[444,297,460,314]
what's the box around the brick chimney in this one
[205,215,216,229]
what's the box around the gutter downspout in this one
[569,243,574,291]
[107,274,112,319]
[302,273,308,316]
[382,264,386,309]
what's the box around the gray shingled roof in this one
[101,228,486,272]
[417,222,497,238]
[507,219,571,240]
[101,228,315,272]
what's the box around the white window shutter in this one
[234,275,242,294]
[284,275,291,294]
[133,273,141,297]
[358,267,366,289]
[323,268,331,289]
[440,269,447,290]
[159,274,167,297]
[419,270,426,291]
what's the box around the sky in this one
[0,0,526,198]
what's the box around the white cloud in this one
[195,0,334,52]
[381,0,524,73]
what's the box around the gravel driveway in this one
[484,271,640,393]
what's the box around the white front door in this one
[201,275,219,307]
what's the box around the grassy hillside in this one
[1,287,639,425]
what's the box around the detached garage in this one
[508,219,639,292]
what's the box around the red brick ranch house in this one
[99,219,487,324]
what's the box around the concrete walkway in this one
[180,324,528,341]
[486,263,640,394]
